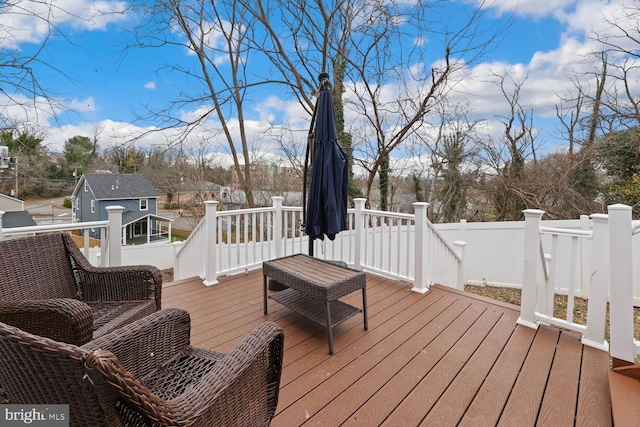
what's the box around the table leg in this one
[362,288,368,330]
[263,274,268,314]
[326,300,334,355]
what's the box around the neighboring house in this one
[0,211,37,228]
[72,173,172,244]
[0,194,37,235]
[0,193,24,212]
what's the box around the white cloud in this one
[0,0,130,48]
[477,0,585,17]
[144,82,157,90]
[68,97,96,112]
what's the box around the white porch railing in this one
[0,205,125,267]
[520,209,609,351]
[175,197,464,292]
[8,198,640,361]
[522,204,640,360]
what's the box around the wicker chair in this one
[0,308,284,426]
[0,233,162,345]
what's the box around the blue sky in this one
[2,0,636,172]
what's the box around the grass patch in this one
[464,284,614,340]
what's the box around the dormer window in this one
[140,198,148,211]
[91,200,95,213]
[84,180,88,192]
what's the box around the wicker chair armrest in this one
[0,299,93,345]
[75,265,162,310]
[174,321,285,426]
[84,308,191,378]
[87,320,284,426]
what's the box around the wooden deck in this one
[163,270,612,426]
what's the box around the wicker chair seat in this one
[0,309,284,427]
[139,346,225,400]
[0,233,162,345]
[89,300,157,335]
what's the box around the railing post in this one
[459,219,467,244]
[412,202,429,294]
[353,198,366,270]
[608,204,635,364]
[582,213,609,351]
[272,196,284,259]
[579,215,591,298]
[203,201,219,286]
[454,240,467,291]
[105,205,124,267]
[517,209,545,329]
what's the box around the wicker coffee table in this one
[263,254,368,354]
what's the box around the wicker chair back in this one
[0,234,79,300]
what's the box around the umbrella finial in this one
[318,72,331,90]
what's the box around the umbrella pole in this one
[304,83,323,258]
[304,73,332,257]
[304,129,314,257]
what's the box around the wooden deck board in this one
[498,325,560,426]
[608,371,640,427]
[162,270,613,426]
[420,312,519,426]
[576,345,613,426]
[537,331,583,426]
[376,303,503,426]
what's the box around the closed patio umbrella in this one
[303,73,349,256]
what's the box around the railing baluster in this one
[548,234,559,317]
[566,236,578,324]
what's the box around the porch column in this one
[272,196,284,259]
[608,204,635,364]
[0,211,4,241]
[411,202,429,294]
[353,198,367,270]
[517,209,545,329]
[105,205,124,267]
[203,201,219,286]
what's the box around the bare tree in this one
[478,73,538,220]
[553,58,608,217]
[130,0,270,206]
[340,1,507,209]
[129,0,507,211]
[0,1,129,130]
[591,1,640,128]
[234,0,508,209]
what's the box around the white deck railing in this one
[7,198,640,361]
[175,197,464,291]
[0,205,125,267]
[520,209,609,352]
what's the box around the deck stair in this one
[609,363,640,426]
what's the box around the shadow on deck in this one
[163,270,612,426]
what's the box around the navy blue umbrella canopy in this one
[305,77,349,248]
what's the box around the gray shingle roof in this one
[84,174,159,200]
[1,211,37,228]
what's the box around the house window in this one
[140,199,148,211]
[84,181,88,192]
[91,200,95,213]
